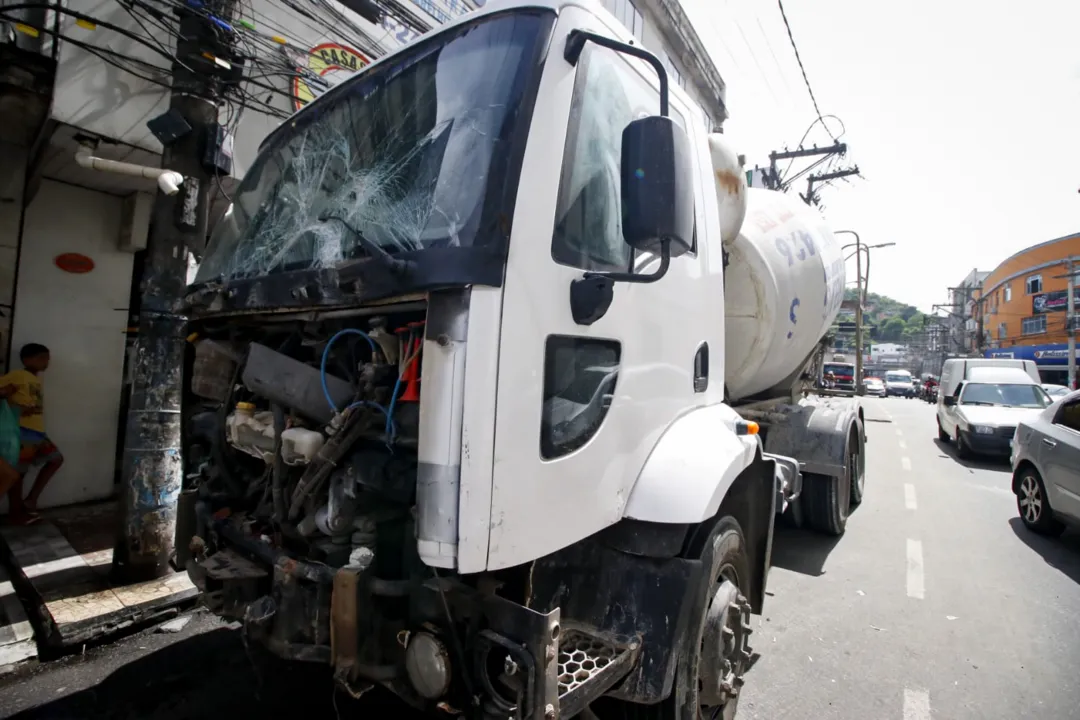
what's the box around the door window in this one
[540,336,620,459]
[551,46,686,272]
[1055,399,1080,433]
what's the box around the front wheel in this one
[594,517,753,720]
[954,429,973,460]
[937,417,949,442]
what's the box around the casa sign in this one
[293,43,371,110]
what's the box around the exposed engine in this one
[182,305,438,668]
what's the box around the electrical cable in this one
[776,0,835,141]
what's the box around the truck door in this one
[485,9,719,570]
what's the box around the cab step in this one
[556,628,637,718]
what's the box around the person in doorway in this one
[0,343,63,524]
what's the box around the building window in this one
[601,0,643,41]
[997,322,1006,339]
[1021,315,1047,335]
[1004,284,1011,303]
[552,44,687,272]
[1026,275,1043,294]
[658,49,685,89]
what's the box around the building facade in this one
[0,0,726,511]
[975,232,1080,385]
[947,268,988,356]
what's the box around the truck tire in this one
[593,516,752,720]
[848,427,865,508]
[803,471,848,536]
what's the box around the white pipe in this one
[74,145,184,196]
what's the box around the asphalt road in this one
[740,396,1080,720]
[2,396,1079,719]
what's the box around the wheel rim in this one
[1019,475,1042,523]
[698,564,751,719]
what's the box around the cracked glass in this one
[196,12,550,284]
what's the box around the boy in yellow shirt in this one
[0,343,63,524]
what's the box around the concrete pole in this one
[113,3,234,583]
[1069,257,1076,390]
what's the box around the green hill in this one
[838,288,926,343]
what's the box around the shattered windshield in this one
[196,11,551,284]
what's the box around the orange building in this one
[973,232,1080,385]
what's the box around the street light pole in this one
[836,230,864,394]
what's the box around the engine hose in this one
[210,513,335,584]
[287,408,373,521]
[271,403,287,525]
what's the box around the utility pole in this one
[113,1,238,583]
[764,142,846,191]
[835,230,865,394]
[802,166,860,207]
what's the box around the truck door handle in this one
[1042,438,1057,449]
[693,342,709,393]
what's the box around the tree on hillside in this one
[900,306,919,321]
[880,317,907,342]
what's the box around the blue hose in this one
[321,329,394,438]
[345,400,397,441]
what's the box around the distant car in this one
[1012,389,1080,536]
[884,371,916,398]
[864,377,886,397]
[1042,383,1071,399]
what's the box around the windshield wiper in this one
[962,401,995,406]
[318,214,416,277]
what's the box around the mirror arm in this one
[564,29,669,116]
[584,241,671,285]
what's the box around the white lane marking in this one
[901,456,912,471]
[906,539,925,599]
[899,439,908,450]
[904,483,917,510]
[903,688,931,720]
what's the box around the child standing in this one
[0,343,63,524]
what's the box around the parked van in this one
[937,361,1051,459]
[938,358,1039,400]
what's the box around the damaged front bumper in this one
[187,538,638,719]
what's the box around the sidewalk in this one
[0,501,196,654]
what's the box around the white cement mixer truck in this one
[178,1,865,717]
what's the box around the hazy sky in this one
[680,0,1080,312]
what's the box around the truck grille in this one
[996,426,1016,438]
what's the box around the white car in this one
[863,377,886,397]
[938,368,1053,459]
[884,371,915,398]
[1012,389,1080,535]
[1042,383,1071,400]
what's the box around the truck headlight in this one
[973,425,994,435]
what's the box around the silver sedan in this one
[1011,389,1080,536]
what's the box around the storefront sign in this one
[1032,289,1080,314]
[292,43,371,110]
[986,343,1079,364]
[54,253,94,274]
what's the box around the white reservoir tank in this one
[722,187,846,401]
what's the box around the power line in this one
[776,0,835,141]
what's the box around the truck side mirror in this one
[620,116,694,260]
[564,29,696,326]
[943,396,956,407]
